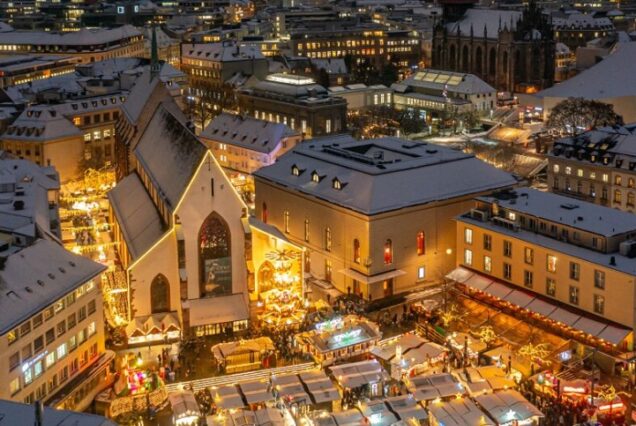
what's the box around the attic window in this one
[36,280,44,286]
[101,99,107,105]
[291,165,304,176]
[311,171,321,183]
[111,97,116,104]
[332,178,344,190]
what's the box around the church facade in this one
[432,1,555,93]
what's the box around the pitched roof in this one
[0,25,141,46]
[0,399,117,426]
[254,136,516,215]
[401,68,495,95]
[107,173,164,261]
[446,8,522,38]
[3,109,80,141]
[133,104,207,210]
[0,239,105,334]
[200,113,297,154]
[536,42,636,100]
[181,42,264,62]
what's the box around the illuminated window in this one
[483,255,492,272]
[283,211,289,233]
[524,247,534,265]
[464,228,473,244]
[569,286,579,305]
[416,232,425,255]
[565,166,571,175]
[45,352,55,368]
[332,178,342,190]
[615,175,622,185]
[594,294,605,315]
[577,169,583,177]
[73,117,81,126]
[325,227,332,251]
[417,266,425,280]
[464,249,472,266]
[602,173,609,182]
[312,172,320,183]
[546,255,557,273]
[384,239,393,265]
[546,278,556,296]
[629,178,635,188]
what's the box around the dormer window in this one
[291,165,304,176]
[312,172,320,183]
[332,178,344,190]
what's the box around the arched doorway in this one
[257,261,275,293]
[199,212,232,297]
[151,274,170,313]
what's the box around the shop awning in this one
[446,266,474,283]
[447,267,632,346]
[503,290,534,308]
[572,317,607,337]
[482,281,512,299]
[339,268,406,284]
[187,294,249,327]
[548,308,580,327]
[597,326,632,346]
[526,299,556,317]
[464,274,493,291]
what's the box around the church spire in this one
[150,25,160,79]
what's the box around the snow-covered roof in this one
[182,42,264,62]
[107,173,165,261]
[3,109,80,141]
[133,104,207,211]
[121,71,161,124]
[0,158,59,239]
[551,11,613,30]
[478,188,636,237]
[0,239,105,334]
[474,390,543,424]
[254,136,516,215]
[0,399,116,426]
[446,8,522,38]
[402,68,496,95]
[428,398,494,426]
[536,42,636,100]
[0,25,141,46]
[200,113,297,154]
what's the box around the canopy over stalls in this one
[428,398,495,426]
[474,390,544,425]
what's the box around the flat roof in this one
[476,188,636,237]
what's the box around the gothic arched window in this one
[150,274,170,313]
[449,45,456,69]
[475,47,483,75]
[462,45,470,72]
[199,212,232,297]
[489,47,497,75]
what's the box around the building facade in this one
[432,1,555,93]
[254,135,516,301]
[453,188,636,354]
[109,100,251,343]
[238,74,347,138]
[0,25,144,64]
[547,125,636,213]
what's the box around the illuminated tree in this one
[477,325,497,347]
[518,342,550,360]
[440,304,463,328]
[546,98,623,135]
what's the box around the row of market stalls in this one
[211,337,276,374]
[447,267,633,353]
[125,313,181,345]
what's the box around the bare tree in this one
[546,98,623,135]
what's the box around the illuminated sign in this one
[332,329,362,344]
[22,350,48,372]
[559,350,572,361]
[266,74,315,85]
[562,386,586,394]
[316,317,344,333]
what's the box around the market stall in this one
[404,373,466,403]
[428,398,495,426]
[390,342,448,379]
[474,390,543,426]
[295,316,382,366]
[384,395,428,425]
[214,385,247,411]
[239,380,275,408]
[169,391,201,426]
[329,359,387,398]
[211,337,275,374]
[359,400,399,426]
[457,366,517,396]
[447,332,487,360]
[299,371,341,412]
